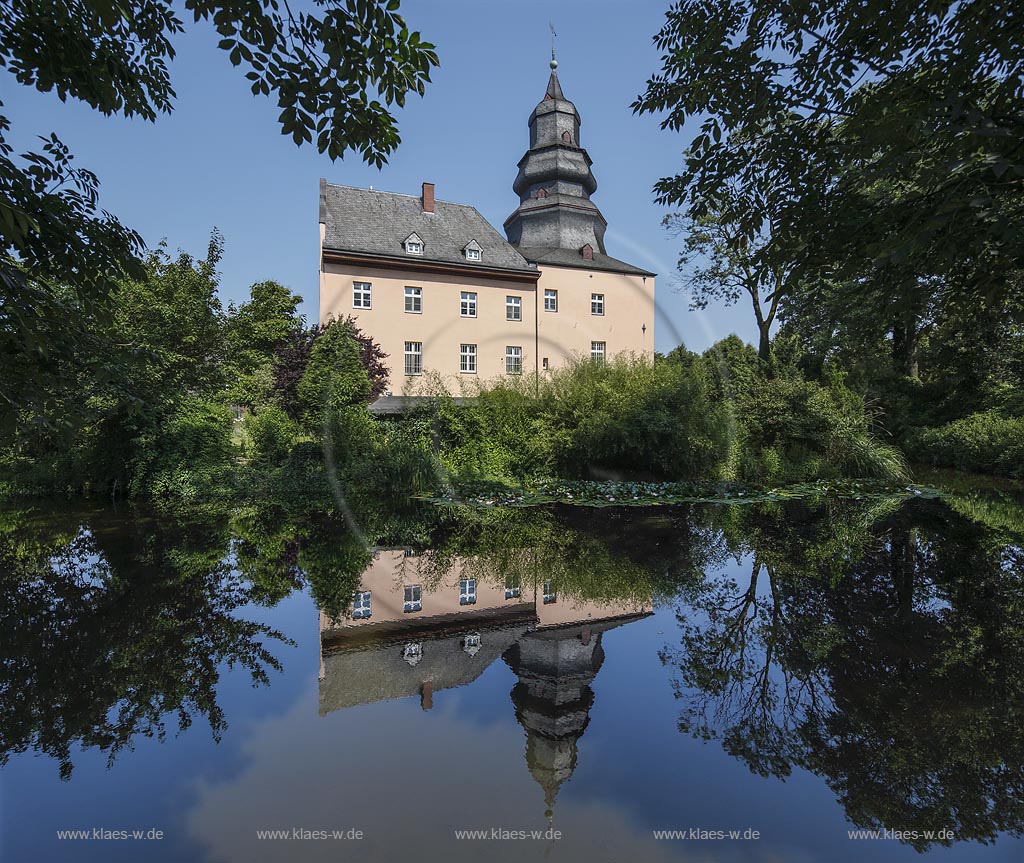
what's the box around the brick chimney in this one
[420,680,433,710]
[422,182,435,214]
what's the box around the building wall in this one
[319,259,655,391]
[321,260,538,391]
[535,264,655,370]
[319,549,651,634]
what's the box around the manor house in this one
[318,58,655,389]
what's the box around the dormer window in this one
[463,239,482,262]
[404,232,423,255]
[581,243,594,261]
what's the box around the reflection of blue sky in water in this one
[5,552,1023,862]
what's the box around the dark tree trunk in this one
[892,319,919,378]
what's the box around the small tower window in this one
[562,130,572,144]
[581,243,594,261]
[536,188,549,199]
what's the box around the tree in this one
[272,316,388,420]
[634,2,1024,338]
[1,0,437,429]
[666,180,795,364]
[224,280,304,407]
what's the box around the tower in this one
[504,57,608,257]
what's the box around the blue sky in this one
[5,0,756,353]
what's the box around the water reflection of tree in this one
[666,498,1024,849]
[0,508,290,779]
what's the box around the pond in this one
[2,489,1023,862]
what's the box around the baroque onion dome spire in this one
[504,59,608,256]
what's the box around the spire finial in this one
[549,22,557,69]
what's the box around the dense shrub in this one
[129,397,235,501]
[246,406,298,465]
[911,412,1024,478]
[537,356,729,480]
[733,376,909,484]
[295,322,372,429]
[424,357,729,483]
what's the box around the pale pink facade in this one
[319,242,655,391]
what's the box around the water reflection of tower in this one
[503,621,618,819]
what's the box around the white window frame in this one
[505,345,523,375]
[466,247,481,262]
[506,295,522,321]
[544,289,558,312]
[405,240,423,255]
[352,590,372,619]
[543,581,557,605]
[404,286,422,314]
[591,293,605,316]
[460,291,477,317]
[403,584,422,613]
[505,575,521,600]
[459,578,477,605]
[591,341,606,364]
[404,341,423,376]
[460,344,477,374]
[353,281,372,309]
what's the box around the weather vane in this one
[550,22,558,69]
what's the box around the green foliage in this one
[296,320,372,430]
[732,376,909,484]
[245,406,298,466]
[427,357,729,483]
[537,356,729,480]
[911,412,1024,479]
[129,397,234,505]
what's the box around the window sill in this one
[405,310,423,315]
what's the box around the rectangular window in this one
[353,281,372,309]
[404,341,422,376]
[591,341,606,364]
[405,286,422,313]
[591,293,605,315]
[505,345,523,375]
[505,574,521,600]
[466,248,481,261]
[544,289,558,312]
[352,590,372,619]
[506,295,522,321]
[459,578,477,606]
[403,585,422,613]
[460,344,477,374]
[460,291,477,317]
[543,581,557,605]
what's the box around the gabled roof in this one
[320,181,536,274]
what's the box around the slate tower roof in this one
[504,59,654,277]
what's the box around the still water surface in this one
[2,494,1023,861]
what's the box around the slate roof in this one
[320,181,537,274]
[319,619,533,715]
[515,246,656,277]
[368,395,476,416]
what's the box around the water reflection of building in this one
[319,548,651,812]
